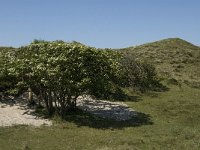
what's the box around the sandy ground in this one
[0,103,52,127]
[77,95,136,120]
[0,94,135,127]
[0,95,52,127]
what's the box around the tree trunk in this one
[41,91,52,116]
[48,91,54,115]
[72,96,78,110]
[28,87,35,105]
[60,100,66,119]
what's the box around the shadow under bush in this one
[49,108,153,129]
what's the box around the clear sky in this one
[0,0,200,48]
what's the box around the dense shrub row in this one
[0,41,162,117]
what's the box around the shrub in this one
[7,41,121,117]
[119,51,164,92]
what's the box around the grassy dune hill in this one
[120,38,200,87]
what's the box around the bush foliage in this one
[1,41,121,117]
[0,40,163,117]
[0,47,20,96]
[120,51,163,92]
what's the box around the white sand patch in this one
[0,99,52,127]
[77,95,136,121]
[0,94,135,127]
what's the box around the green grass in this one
[0,84,200,150]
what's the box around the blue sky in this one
[0,0,200,48]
